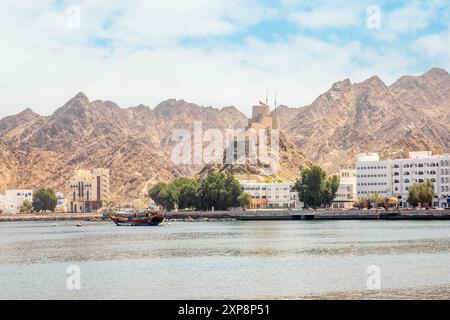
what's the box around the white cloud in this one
[385,5,433,34]
[411,33,450,58]
[0,30,363,117]
[0,0,448,119]
[372,2,441,42]
[288,6,361,30]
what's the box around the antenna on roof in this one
[265,89,269,106]
[274,90,277,109]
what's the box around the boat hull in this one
[110,215,164,226]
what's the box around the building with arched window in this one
[356,151,450,208]
[69,169,110,213]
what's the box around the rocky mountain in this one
[0,141,17,194]
[278,68,450,172]
[0,68,449,203]
[0,94,249,203]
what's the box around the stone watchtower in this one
[248,101,275,130]
[251,103,270,123]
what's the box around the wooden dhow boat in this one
[110,208,165,226]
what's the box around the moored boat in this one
[110,209,165,226]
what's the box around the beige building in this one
[69,169,110,213]
[248,101,280,131]
[230,101,280,175]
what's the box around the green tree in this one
[238,192,252,209]
[408,181,435,207]
[224,173,243,208]
[149,173,245,211]
[149,182,179,210]
[294,165,325,209]
[21,199,33,213]
[33,188,57,212]
[200,173,243,210]
[323,174,340,207]
[174,178,200,210]
[294,165,340,209]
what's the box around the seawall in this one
[1,210,450,222]
[166,210,450,221]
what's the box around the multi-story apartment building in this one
[241,181,299,209]
[69,169,110,213]
[356,151,450,208]
[356,153,392,199]
[333,165,357,209]
[0,189,33,214]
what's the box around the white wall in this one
[356,159,392,199]
[4,190,33,214]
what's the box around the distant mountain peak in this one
[57,92,90,114]
[360,75,386,88]
[220,105,239,112]
[19,107,38,116]
[1,107,43,123]
[331,79,352,91]
[391,68,450,89]
[154,99,189,110]
[73,92,89,103]
[424,67,449,77]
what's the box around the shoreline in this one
[0,213,105,222]
[1,209,450,222]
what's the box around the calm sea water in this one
[1,220,450,300]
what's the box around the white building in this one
[241,181,300,209]
[356,153,392,199]
[55,192,67,213]
[356,151,450,208]
[333,165,357,209]
[1,190,33,214]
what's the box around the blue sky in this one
[0,0,449,117]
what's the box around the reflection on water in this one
[0,220,450,299]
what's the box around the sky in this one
[0,0,449,118]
